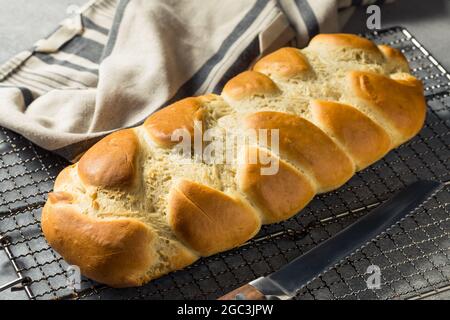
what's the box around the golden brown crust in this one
[245,111,354,192]
[143,97,204,148]
[54,165,75,190]
[238,147,315,224]
[42,192,156,288]
[253,47,310,79]
[309,33,381,53]
[378,45,409,71]
[222,70,280,101]
[197,93,221,103]
[157,244,198,273]
[310,100,392,170]
[167,180,261,256]
[348,71,426,145]
[78,129,138,188]
[47,191,74,204]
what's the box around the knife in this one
[219,180,442,300]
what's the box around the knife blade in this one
[219,180,442,300]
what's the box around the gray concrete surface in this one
[1,0,449,68]
[342,0,450,70]
[0,0,87,64]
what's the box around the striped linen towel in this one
[0,0,392,161]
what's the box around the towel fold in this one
[0,0,392,161]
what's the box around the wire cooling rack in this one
[0,26,449,300]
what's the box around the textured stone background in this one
[342,0,450,70]
[0,0,449,68]
[0,0,87,64]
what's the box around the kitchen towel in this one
[0,0,392,161]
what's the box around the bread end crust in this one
[378,44,409,72]
[42,192,156,287]
[348,71,426,145]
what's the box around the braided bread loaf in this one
[42,34,426,287]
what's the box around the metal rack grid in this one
[0,26,449,300]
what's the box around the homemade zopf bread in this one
[42,34,426,287]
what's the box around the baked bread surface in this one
[42,34,426,287]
